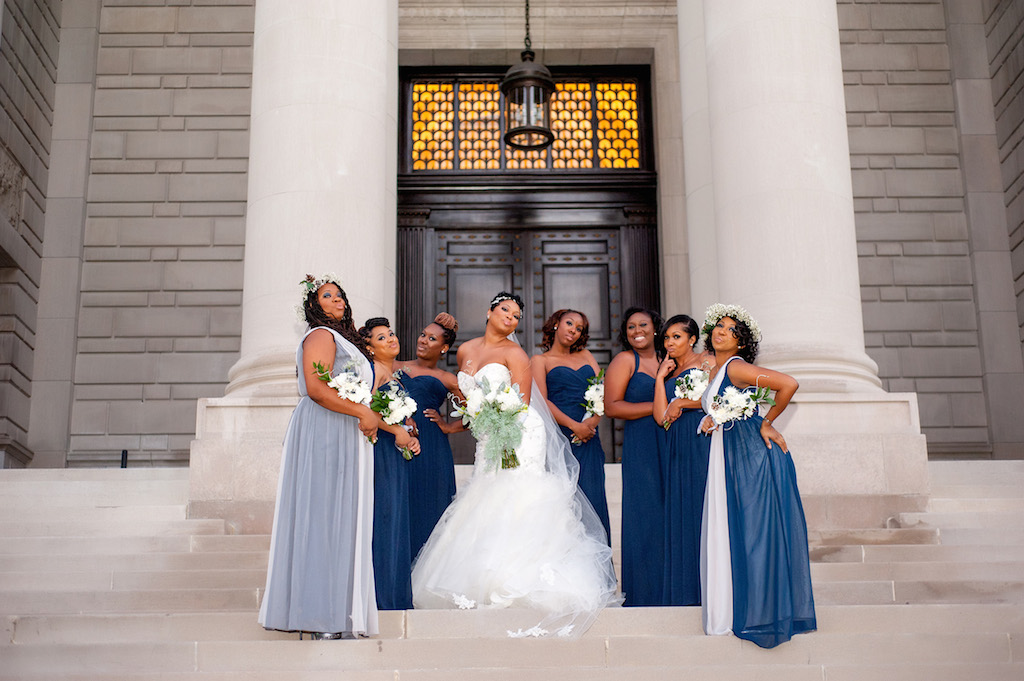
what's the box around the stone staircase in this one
[1,461,1022,680]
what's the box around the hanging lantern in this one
[500,0,555,151]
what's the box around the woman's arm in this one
[727,360,798,451]
[505,343,533,405]
[302,329,379,441]
[603,352,652,420]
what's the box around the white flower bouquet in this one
[314,360,373,406]
[453,373,528,470]
[674,368,709,402]
[581,369,605,419]
[707,384,775,427]
[371,383,419,460]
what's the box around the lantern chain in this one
[524,0,532,51]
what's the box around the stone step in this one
[812,542,1024,564]
[938,527,1024,545]
[0,534,269,556]
[896,510,1024,529]
[810,528,939,546]
[0,468,190,482]
[1,568,268,592]
[0,551,269,573]
[927,460,1024,484]
[930,484,1024,499]
[0,587,260,615]
[927,497,1024,512]
[0,517,226,538]
[6,605,1022,646]
[0,632,1013,677]
[811,560,1024,582]
[2,665,1021,681]
[0,505,188,522]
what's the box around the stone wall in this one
[986,1,1024,347]
[69,2,252,466]
[839,0,995,454]
[0,0,60,467]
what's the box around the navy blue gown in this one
[618,352,666,606]
[661,368,711,606]
[401,373,456,559]
[704,357,816,648]
[545,365,612,542]
[371,379,413,611]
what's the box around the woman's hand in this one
[699,415,717,434]
[662,399,684,428]
[656,357,676,379]
[570,420,596,443]
[405,416,419,437]
[760,420,788,452]
[395,430,421,455]
[357,409,379,442]
[425,408,462,434]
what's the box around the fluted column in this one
[685,0,880,392]
[226,0,398,396]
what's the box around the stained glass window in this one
[407,76,644,172]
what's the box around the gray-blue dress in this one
[258,327,378,635]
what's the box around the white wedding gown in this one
[411,363,620,637]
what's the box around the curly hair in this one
[302,281,369,359]
[618,306,664,357]
[431,312,458,347]
[706,315,759,363]
[539,309,590,353]
[661,314,700,349]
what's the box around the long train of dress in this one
[411,363,619,637]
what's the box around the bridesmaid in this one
[653,314,712,606]
[394,313,462,559]
[361,317,421,611]
[698,304,815,648]
[603,306,665,606]
[531,309,612,542]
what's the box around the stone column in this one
[698,0,880,392]
[190,0,398,531]
[678,0,930,523]
[226,0,398,397]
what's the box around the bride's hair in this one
[489,291,524,311]
[540,309,590,353]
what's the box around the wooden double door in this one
[397,178,659,462]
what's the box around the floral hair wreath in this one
[296,273,341,322]
[701,303,762,343]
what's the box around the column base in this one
[188,396,298,534]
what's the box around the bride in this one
[411,292,620,637]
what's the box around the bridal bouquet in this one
[453,375,527,470]
[370,384,418,460]
[707,384,775,427]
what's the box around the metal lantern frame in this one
[500,0,556,151]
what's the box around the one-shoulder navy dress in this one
[545,364,612,542]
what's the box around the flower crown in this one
[296,273,341,322]
[701,303,762,343]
